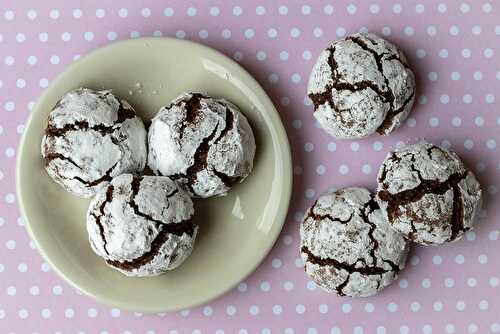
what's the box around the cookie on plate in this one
[87,174,197,277]
[377,142,482,245]
[41,88,147,197]
[300,187,410,297]
[307,33,416,139]
[147,92,256,198]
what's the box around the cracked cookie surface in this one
[86,174,196,277]
[376,142,482,245]
[41,88,147,197]
[147,92,256,198]
[307,33,416,139]
[300,187,410,297]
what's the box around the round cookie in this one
[377,142,482,245]
[307,32,416,139]
[300,187,410,297]
[87,174,197,277]
[41,88,147,197]
[147,92,256,198]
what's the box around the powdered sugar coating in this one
[300,187,410,297]
[87,174,196,277]
[41,88,147,197]
[148,92,256,198]
[307,33,416,139]
[377,142,482,245]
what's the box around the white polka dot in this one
[373,141,383,151]
[370,4,381,14]
[50,55,60,65]
[237,282,247,292]
[478,300,488,310]
[291,28,300,38]
[362,164,372,175]
[301,5,311,15]
[41,308,51,318]
[107,32,117,41]
[272,304,282,315]
[221,29,231,39]
[393,4,403,13]
[291,73,301,84]
[415,3,425,13]
[203,306,213,316]
[49,9,60,19]
[460,3,471,13]
[283,281,294,291]
[198,30,208,39]
[428,72,438,81]
[27,10,37,20]
[72,8,82,18]
[233,51,243,61]
[422,278,431,288]
[17,263,27,272]
[450,25,460,35]
[4,55,14,65]
[455,254,465,264]
[322,4,334,15]
[441,95,450,105]
[87,308,98,318]
[359,27,369,34]
[267,28,277,38]
[318,304,328,314]
[18,309,29,319]
[416,49,426,58]
[462,48,472,58]
[283,235,293,245]
[339,164,349,175]
[445,324,455,334]
[4,101,15,111]
[52,285,62,295]
[485,94,495,103]
[279,6,288,15]
[7,286,16,296]
[399,279,408,288]
[255,6,265,15]
[456,301,466,311]
[422,325,432,334]
[346,4,357,15]
[260,281,271,292]
[15,33,26,43]
[410,255,420,266]
[472,25,482,35]
[304,142,314,152]
[439,49,449,58]
[249,305,259,315]
[30,286,39,295]
[382,26,392,36]
[427,25,437,36]
[464,139,474,150]
[28,55,38,65]
[490,276,499,287]
[226,305,236,316]
[232,6,242,16]
[475,116,484,126]
[433,301,443,311]
[429,117,439,127]
[163,8,174,16]
[404,26,415,36]
[364,303,375,312]
[244,29,255,39]
[484,48,494,58]
[467,277,477,287]
[118,8,128,18]
[341,303,352,313]
[451,72,461,80]
[466,231,476,241]
[281,97,290,106]
[208,6,219,17]
[387,302,398,312]
[316,165,326,175]
[4,10,14,20]
[336,27,346,37]
[410,302,421,312]
[478,254,488,264]
[6,240,16,249]
[84,31,94,41]
[313,27,323,38]
[141,8,151,17]
[353,327,363,334]
[445,277,455,288]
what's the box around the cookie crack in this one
[336,275,350,296]
[377,89,415,134]
[105,219,194,271]
[301,246,391,276]
[212,169,240,188]
[92,185,114,255]
[378,171,468,223]
[44,152,82,170]
[171,123,220,193]
[305,200,354,224]
[214,107,235,145]
[178,93,204,141]
[359,196,381,265]
[72,161,118,187]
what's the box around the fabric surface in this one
[1,1,499,333]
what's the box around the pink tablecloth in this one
[2,1,500,333]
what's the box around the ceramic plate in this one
[16,38,292,312]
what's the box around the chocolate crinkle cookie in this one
[300,187,410,297]
[377,142,482,245]
[87,174,197,277]
[41,88,147,197]
[307,33,416,139]
[147,92,256,198]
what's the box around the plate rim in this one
[16,37,293,312]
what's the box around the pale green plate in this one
[16,38,292,312]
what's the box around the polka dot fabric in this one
[2,1,500,333]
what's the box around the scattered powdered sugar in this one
[87,174,197,277]
[377,142,482,245]
[300,187,410,297]
[147,92,256,198]
[307,33,416,139]
[41,88,147,197]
